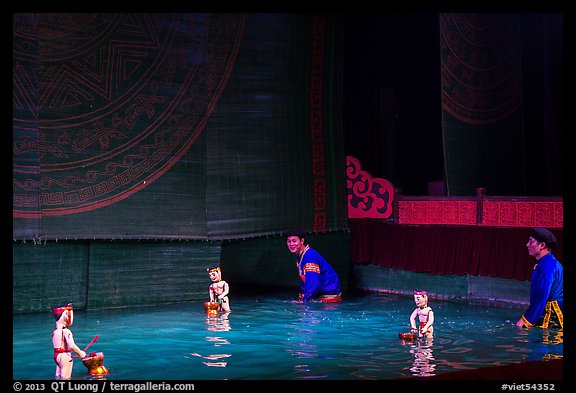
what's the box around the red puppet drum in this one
[204,301,220,315]
[398,331,417,341]
[82,352,109,375]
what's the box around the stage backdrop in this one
[440,14,526,196]
[13,13,348,241]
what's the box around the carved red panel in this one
[482,201,563,228]
[398,201,477,225]
[346,156,394,219]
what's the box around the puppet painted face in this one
[413,291,428,308]
[208,267,222,283]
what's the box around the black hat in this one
[530,228,557,248]
[284,229,306,238]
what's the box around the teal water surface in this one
[13,291,563,380]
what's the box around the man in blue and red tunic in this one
[516,228,563,329]
[285,229,342,303]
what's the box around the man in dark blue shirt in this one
[285,229,342,303]
[516,228,563,328]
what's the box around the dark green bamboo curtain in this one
[13,13,348,240]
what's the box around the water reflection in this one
[286,305,329,379]
[84,369,109,381]
[12,294,565,380]
[525,328,563,361]
[287,307,321,359]
[187,311,232,367]
[206,311,231,332]
[542,329,563,345]
[400,337,436,377]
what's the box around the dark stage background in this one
[12,13,564,312]
[340,13,563,197]
[13,13,563,241]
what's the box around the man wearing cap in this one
[285,229,342,303]
[516,228,563,329]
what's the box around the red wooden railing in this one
[394,187,563,228]
[347,156,563,228]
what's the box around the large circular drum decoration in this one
[440,13,522,125]
[13,13,244,217]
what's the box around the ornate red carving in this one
[346,156,394,219]
[398,201,477,225]
[482,201,563,228]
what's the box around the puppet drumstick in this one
[70,335,99,361]
[83,335,99,351]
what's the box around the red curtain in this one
[350,219,563,281]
